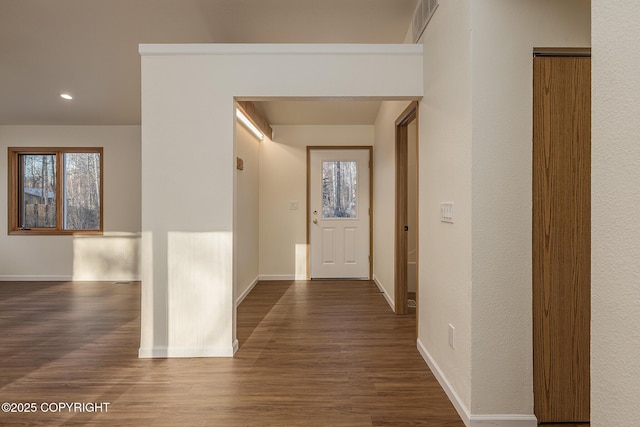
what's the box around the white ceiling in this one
[0,0,417,126]
[255,100,383,126]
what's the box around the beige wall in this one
[416,0,474,412]
[592,2,640,426]
[259,125,374,279]
[372,101,413,307]
[234,122,260,303]
[0,125,141,281]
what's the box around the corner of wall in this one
[372,275,394,310]
[417,338,471,425]
[417,338,537,427]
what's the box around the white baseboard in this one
[416,338,537,427]
[73,275,142,282]
[236,276,259,307]
[0,275,73,282]
[417,338,471,425]
[138,342,237,358]
[258,274,295,281]
[0,275,141,282]
[469,415,537,427]
[373,274,394,310]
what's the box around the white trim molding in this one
[235,276,260,307]
[139,43,423,57]
[416,338,536,427]
[258,274,296,281]
[417,338,471,424]
[139,341,238,358]
[72,275,141,282]
[469,414,537,427]
[0,275,73,282]
[0,275,141,282]
[373,275,394,310]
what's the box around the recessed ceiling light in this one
[59,93,73,100]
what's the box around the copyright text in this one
[2,402,110,413]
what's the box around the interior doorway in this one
[394,102,419,316]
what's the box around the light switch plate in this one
[441,202,454,223]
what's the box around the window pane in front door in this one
[322,161,357,218]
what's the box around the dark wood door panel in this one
[533,55,591,423]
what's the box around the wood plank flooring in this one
[0,280,463,426]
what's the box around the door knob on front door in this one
[313,219,318,224]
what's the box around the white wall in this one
[592,2,640,426]
[259,125,374,280]
[234,122,260,304]
[0,125,141,281]
[139,44,423,358]
[372,100,413,306]
[416,0,474,414]
[412,0,590,423]
[470,0,590,417]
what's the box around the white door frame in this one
[306,146,373,280]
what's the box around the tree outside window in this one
[8,147,103,235]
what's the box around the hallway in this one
[0,280,463,426]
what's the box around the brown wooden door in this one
[395,102,418,315]
[533,54,591,423]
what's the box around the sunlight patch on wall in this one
[295,243,308,280]
[72,232,140,281]
[167,231,233,356]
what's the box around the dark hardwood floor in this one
[0,280,463,426]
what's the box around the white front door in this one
[309,148,370,279]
